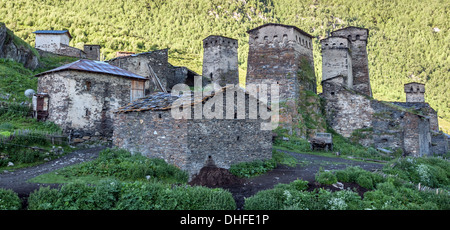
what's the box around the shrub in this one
[58,148,189,183]
[315,170,337,185]
[244,188,285,210]
[0,189,21,210]
[27,186,60,210]
[335,170,350,182]
[28,180,236,210]
[356,174,374,190]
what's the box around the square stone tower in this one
[331,27,371,97]
[84,44,101,61]
[246,23,325,137]
[246,23,316,99]
[202,35,239,86]
[320,36,353,88]
[404,82,425,103]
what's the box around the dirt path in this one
[0,146,105,198]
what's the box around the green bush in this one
[382,157,450,189]
[356,174,374,190]
[27,186,60,210]
[28,180,236,210]
[335,170,350,182]
[0,189,22,210]
[57,148,189,183]
[229,159,277,178]
[244,179,365,210]
[315,170,337,185]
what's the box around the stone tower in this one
[320,36,353,88]
[404,82,425,103]
[202,35,239,86]
[331,27,371,97]
[246,23,325,137]
[84,44,101,61]
[246,23,316,98]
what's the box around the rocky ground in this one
[0,147,385,210]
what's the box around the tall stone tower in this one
[331,27,371,97]
[84,44,101,61]
[320,36,353,88]
[246,23,316,98]
[202,35,239,86]
[404,82,425,103]
[246,23,325,137]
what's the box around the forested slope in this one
[0,0,448,131]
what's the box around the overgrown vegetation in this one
[22,148,236,210]
[30,148,189,184]
[26,179,236,210]
[229,150,297,178]
[245,159,450,210]
[0,188,21,210]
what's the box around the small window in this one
[158,114,162,119]
[356,35,360,40]
[90,47,93,51]
[85,81,91,91]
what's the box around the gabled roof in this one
[247,23,313,38]
[115,85,270,113]
[33,30,72,39]
[35,59,147,80]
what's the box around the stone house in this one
[34,59,148,141]
[33,30,101,60]
[107,49,201,94]
[112,86,273,179]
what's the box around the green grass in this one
[29,148,189,184]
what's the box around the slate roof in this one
[115,86,271,113]
[35,59,148,80]
[32,30,72,39]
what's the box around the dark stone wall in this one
[331,27,371,97]
[112,87,273,179]
[107,49,174,93]
[322,81,432,156]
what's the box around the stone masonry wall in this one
[322,80,432,156]
[246,24,321,137]
[107,49,173,93]
[202,35,239,86]
[113,87,273,179]
[331,27,371,97]
[113,111,190,170]
[38,71,136,138]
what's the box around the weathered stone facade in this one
[331,27,372,97]
[35,60,147,140]
[107,49,201,93]
[84,44,101,61]
[321,79,433,156]
[202,35,239,86]
[320,36,353,88]
[404,82,425,103]
[113,87,272,179]
[245,23,325,137]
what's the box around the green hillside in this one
[0,0,448,132]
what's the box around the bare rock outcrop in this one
[0,23,40,70]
